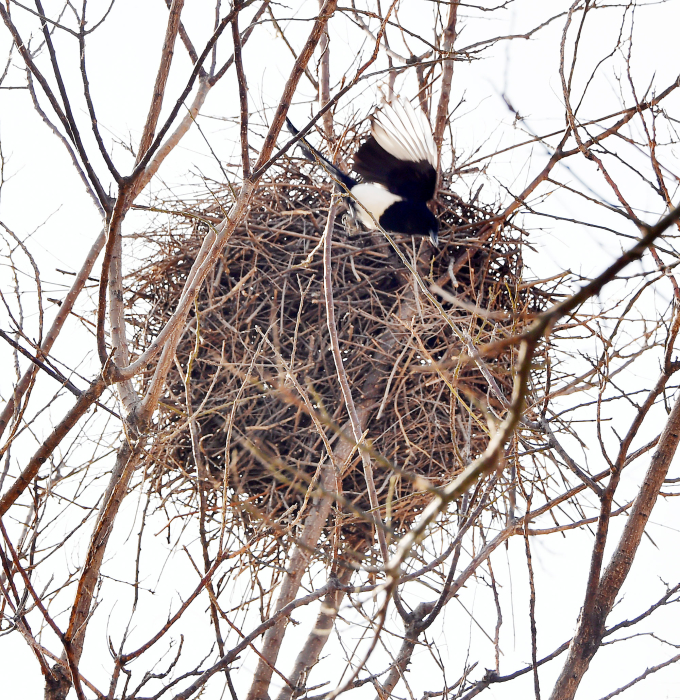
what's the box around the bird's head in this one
[425,209,439,246]
[377,199,439,245]
[407,205,439,245]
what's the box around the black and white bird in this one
[287,98,439,245]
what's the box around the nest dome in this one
[127,146,544,553]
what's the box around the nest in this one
[127,145,546,552]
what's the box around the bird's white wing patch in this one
[350,183,402,228]
[372,98,436,166]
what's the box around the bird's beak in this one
[429,230,438,246]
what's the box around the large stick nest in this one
[126,143,548,550]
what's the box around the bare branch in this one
[136,0,185,164]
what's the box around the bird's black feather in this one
[286,102,440,246]
[353,135,436,202]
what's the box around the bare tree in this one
[1,2,680,700]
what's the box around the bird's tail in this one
[285,119,355,190]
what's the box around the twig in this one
[0,330,118,419]
[0,376,106,518]
[232,3,251,180]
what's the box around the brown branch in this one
[318,0,333,141]
[131,3,245,177]
[0,3,109,209]
[0,330,117,418]
[251,0,339,177]
[33,0,110,207]
[433,0,460,174]
[232,3,251,180]
[550,390,680,699]
[598,652,680,700]
[0,375,106,518]
[78,6,121,183]
[135,2,269,196]
[127,3,261,192]
[136,0,186,164]
[210,0,270,85]
[267,6,319,92]
[0,227,106,441]
[25,71,106,215]
[133,77,211,197]
[523,513,540,700]
[163,0,202,70]
[63,439,141,670]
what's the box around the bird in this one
[286,98,439,245]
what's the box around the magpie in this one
[286,99,439,245]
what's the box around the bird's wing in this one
[353,98,437,202]
[372,98,436,167]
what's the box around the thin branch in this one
[433,0,459,172]
[131,3,246,177]
[0,330,118,418]
[232,3,251,180]
[136,0,185,164]
[0,227,105,442]
[78,5,121,182]
[0,3,109,209]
